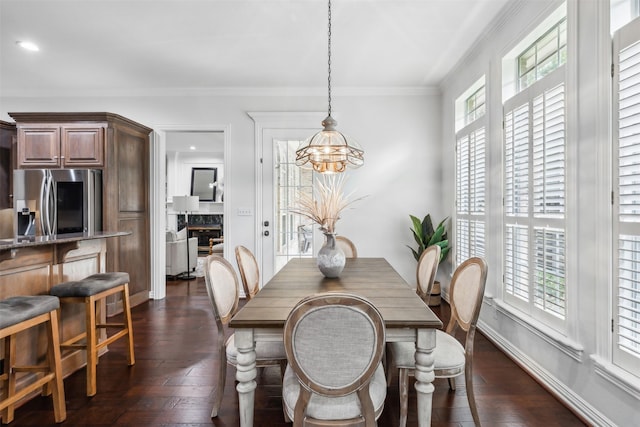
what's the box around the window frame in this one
[612,17,640,375]
[503,64,567,332]
[455,76,487,268]
[455,115,487,267]
[464,86,486,126]
[517,17,567,91]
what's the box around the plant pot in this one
[429,280,441,307]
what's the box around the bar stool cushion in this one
[50,272,130,298]
[0,295,60,329]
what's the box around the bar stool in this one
[50,272,135,397]
[0,295,66,423]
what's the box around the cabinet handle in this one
[60,156,65,159]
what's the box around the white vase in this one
[317,232,346,278]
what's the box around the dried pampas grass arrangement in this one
[291,174,363,234]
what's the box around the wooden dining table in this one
[229,257,443,426]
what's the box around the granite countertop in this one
[0,231,130,251]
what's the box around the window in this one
[612,0,640,33]
[455,78,486,265]
[517,18,567,91]
[613,18,640,374]
[503,10,567,330]
[274,139,314,272]
[465,86,486,125]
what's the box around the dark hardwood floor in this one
[11,277,587,426]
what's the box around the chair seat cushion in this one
[225,334,286,365]
[282,362,386,421]
[50,272,130,298]
[0,295,60,329]
[389,329,465,373]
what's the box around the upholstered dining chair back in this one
[415,244,441,301]
[203,255,239,326]
[447,256,488,336]
[235,245,260,300]
[336,236,358,258]
[283,293,386,426]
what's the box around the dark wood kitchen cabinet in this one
[16,123,105,168]
[0,121,16,210]
[9,112,152,313]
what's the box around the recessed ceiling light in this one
[16,41,39,51]
[189,146,196,150]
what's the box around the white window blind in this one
[533,84,566,217]
[613,18,640,373]
[456,117,486,266]
[534,227,565,316]
[505,103,530,217]
[505,224,529,301]
[503,66,566,328]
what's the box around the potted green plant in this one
[408,214,451,263]
[407,214,451,306]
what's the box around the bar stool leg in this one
[51,272,135,397]
[46,312,66,423]
[1,334,16,423]
[0,307,66,424]
[86,295,98,397]
[122,284,135,366]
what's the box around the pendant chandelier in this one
[295,0,364,174]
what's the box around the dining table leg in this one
[414,328,436,426]
[234,329,257,427]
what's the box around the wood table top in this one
[230,257,442,330]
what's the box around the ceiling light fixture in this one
[295,0,364,174]
[16,41,39,52]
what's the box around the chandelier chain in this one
[327,0,332,116]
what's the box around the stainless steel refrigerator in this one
[13,169,102,237]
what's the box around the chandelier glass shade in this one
[295,115,364,173]
[295,0,364,173]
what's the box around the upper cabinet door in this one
[17,125,61,168]
[17,124,105,168]
[61,125,105,167]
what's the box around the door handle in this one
[264,221,269,227]
[263,230,270,236]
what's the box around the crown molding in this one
[1,85,439,98]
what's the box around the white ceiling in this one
[166,130,224,153]
[0,0,511,97]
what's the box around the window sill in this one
[493,298,584,362]
[591,355,640,400]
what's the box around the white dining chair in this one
[203,255,287,418]
[387,256,488,427]
[235,245,260,300]
[282,292,387,426]
[336,236,358,258]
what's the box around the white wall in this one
[440,0,634,425]
[166,150,224,232]
[0,90,442,287]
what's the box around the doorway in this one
[150,125,229,300]
[260,129,317,281]
[249,112,324,285]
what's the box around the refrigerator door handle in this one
[40,172,49,235]
[50,174,57,235]
[43,171,55,236]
